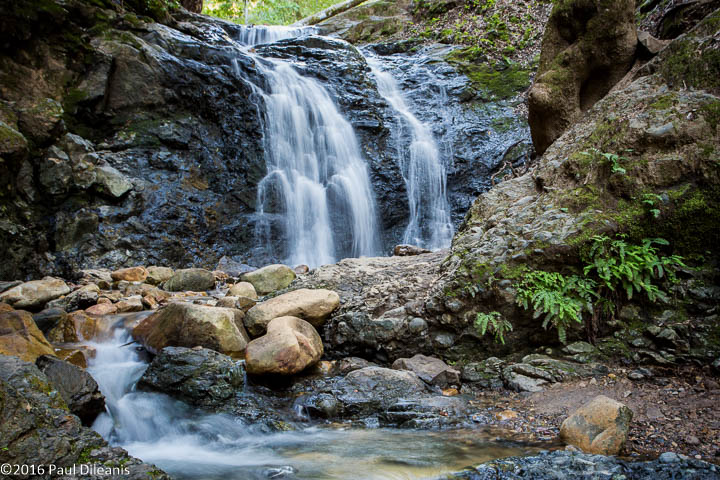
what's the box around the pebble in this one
[659,452,681,463]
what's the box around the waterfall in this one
[368,57,454,250]
[252,58,379,268]
[236,25,318,46]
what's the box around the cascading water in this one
[252,58,380,267]
[368,57,454,250]
[236,25,318,46]
[87,315,541,480]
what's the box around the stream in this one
[86,315,546,480]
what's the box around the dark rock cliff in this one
[0,0,526,279]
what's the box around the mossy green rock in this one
[241,264,296,295]
[164,268,215,292]
[0,354,171,478]
[0,121,28,157]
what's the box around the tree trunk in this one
[292,0,368,26]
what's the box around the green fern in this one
[516,271,595,343]
[583,235,685,302]
[474,311,513,345]
[515,235,685,344]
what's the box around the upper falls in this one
[246,32,380,268]
[233,26,459,267]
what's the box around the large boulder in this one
[138,346,244,407]
[391,354,460,387]
[111,266,148,282]
[35,355,105,425]
[345,366,427,396]
[0,277,70,311]
[528,0,637,155]
[164,268,216,292]
[244,288,340,336]
[560,395,633,455]
[245,316,323,375]
[132,302,249,355]
[241,264,296,295]
[0,308,56,362]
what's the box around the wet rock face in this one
[138,346,245,407]
[0,0,522,275]
[0,354,171,479]
[0,4,267,279]
[362,45,532,231]
[35,354,106,425]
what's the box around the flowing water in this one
[88,318,544,480]
[242,36,379,268]
[236,25,319,46]
[368,57,454,250]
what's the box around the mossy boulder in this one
[445,50,532,100]
[164,268,215,292]
[241,264,296,295]
[0,121,28,157]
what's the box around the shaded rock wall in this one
[0,1,269,279]
[0,0,528,278]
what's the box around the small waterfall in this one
[368,58,454,250]
[253,58,379,268]
[236,25,318,46]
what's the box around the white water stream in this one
[87,319,538,480]
[236,25,319,46]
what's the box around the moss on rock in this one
[446,48,532,99]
